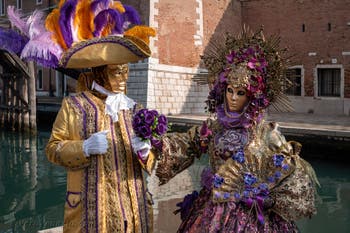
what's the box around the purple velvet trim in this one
[81,92,100,232]
[122,110,149,231]
[59,0,78,48]
[71,96,87,138]
[110,116,126,220]
[82,92,98,131]
[60,36,148,68]
[66,191,82,208]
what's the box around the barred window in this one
[285,68,302,96]
[0,0,5,16]
[37,67,43,90]
[317,68,340,97]
[17,0,22,10]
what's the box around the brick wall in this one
[241,0,350,114]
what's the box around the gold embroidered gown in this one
[155,118,318,232]
[46,91,155,233]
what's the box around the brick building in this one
[1,0,350,115]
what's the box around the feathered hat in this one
[1,0,155,69]
[201,27,292,126]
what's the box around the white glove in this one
[83,130,109,157]
[131,136,151,162]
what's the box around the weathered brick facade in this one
[1,0,349,115]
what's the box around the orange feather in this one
[124,26,156,45]
[111,1,125,13]
[45,9,68,50]
[74,0,94,40]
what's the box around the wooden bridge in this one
[0,49,36,133]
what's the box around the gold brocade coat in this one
[46,91,155,233]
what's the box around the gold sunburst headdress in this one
[201,27,292,125]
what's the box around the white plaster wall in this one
[270,96,350,116]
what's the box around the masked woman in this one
[155,29,319,232]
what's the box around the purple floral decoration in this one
[206,45,271,128]
[132,109,168,150]
[232,148,245,163]
[213,174,224,188]
[243,173,257,186]
[273,154,284,167]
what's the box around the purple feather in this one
[93,9,123,37]
[59,0,78,48]
[27,10,46,39]
[21,32,62,68]
[0,28,29,54]
[7,5,29,36]
[91,0,110,13]
[123,5,141,26]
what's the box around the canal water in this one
[0,129,349,233]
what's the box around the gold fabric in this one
[46,91,155,233]
[156,119,317,222]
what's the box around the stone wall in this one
[127,59,209,114]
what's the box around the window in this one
[37,67,43,90]
[17,0,22,10]
[0,0,5,16]
[285,67,302,96]
[317,68,341,97]
[36,0,42,5]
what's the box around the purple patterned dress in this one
[156,118,318,233]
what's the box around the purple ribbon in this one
[243,191,268,225]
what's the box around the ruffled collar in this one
[92,81,135,122]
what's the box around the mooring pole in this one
[27,61,37,134]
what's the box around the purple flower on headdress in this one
[226,51,236,64]
[247,57,267,73]
[219,72,228,83]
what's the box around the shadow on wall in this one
[180,0,243,115]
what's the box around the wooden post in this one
[28,61,37,134]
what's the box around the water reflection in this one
[0,130,349,233]
[0,131,66,233]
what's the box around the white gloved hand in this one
[83,130,109,157]
[131,136,151,162]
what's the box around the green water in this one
[0,130,349,233]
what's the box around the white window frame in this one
[286,65,304,97]
[36,0,42,5]
[314,64,344,98]
[0,0,5,16]
[16,0,22,10]
[37,66,44,90]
